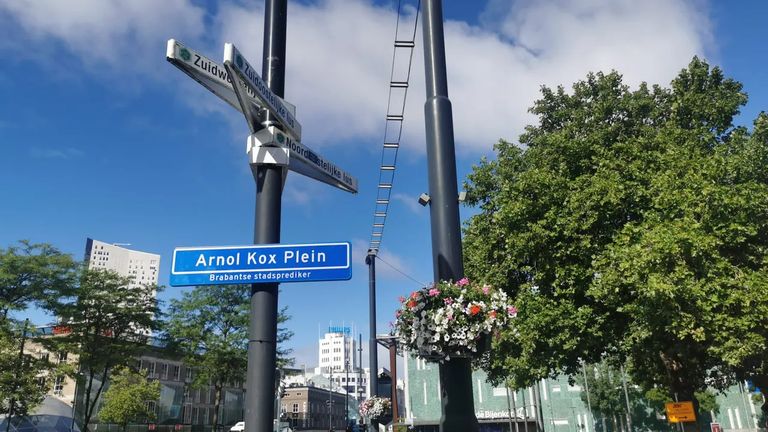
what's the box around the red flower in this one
[469,305,481,316]
[488,310,497,319]
[407,300,417,309]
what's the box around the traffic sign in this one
[224,43,302,140]
[248,126,358,193]
[166,40,299,124]
[666,402,696,423]
[170,242,351,286]
[166,39,262,117]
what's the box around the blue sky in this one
[1,0,767,367]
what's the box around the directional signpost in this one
[167,5,358,431]
[166,39,264,120]
[166,39,298,129]
[248,126,358,193]
[167,39,357,194]
[169,242,351,286]
[224,43,302,140]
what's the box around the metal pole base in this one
[438,357,479,432]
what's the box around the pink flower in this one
[410,291,421,299]
[488,310,497,319]
[481,285,490,295]
[507,306,518,315]
[428,288,440,297]
[444,298,454,305]
[457,277,470,287]
[395,310,402,318]
[398,296,406,303]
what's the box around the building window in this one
[182,404,192,423]
[146,361,156,377]
[172,365,180,381]
[53,376,65,395]
[293,403,299,413]
[57,352,68,364]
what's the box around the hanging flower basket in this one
[394,278,517,362]
[359,396,392,423]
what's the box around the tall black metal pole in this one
[246,1,287,432]
[421,0,477,431]
[365,253,378,400]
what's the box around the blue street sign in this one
[170,242,351,286]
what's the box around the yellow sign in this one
[666,402,696,423]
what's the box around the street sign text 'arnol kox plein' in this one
[170,242,351,286]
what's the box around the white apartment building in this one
[84,238,160,295]
[318,327,356,373]
[313,327,371,399]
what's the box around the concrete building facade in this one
[280,386,347,431]
[84,238,160,294]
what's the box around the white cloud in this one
[212,0,711,153]
[392,192,423,214]
[0,0,206,73]
[1,0,713,153]
[214,0,396,149]
[351,238,422,283]
[29,147,84,159]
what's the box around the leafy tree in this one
[0,241,77,320]
[577,362,635,432]
[164,284,293,430]
[0,320,54,431]
[576,361,688,432]
[98,366,160,431]
[44,269,160,432]
[702,114,768,427]
[463,57,768,430]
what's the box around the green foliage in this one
[694,390,719,415]
[43,268,161,432]
[164,284,293,427]
[98,366,160,430]
[0,320,53,419]
[463,57,768,409]
[165,284,249,392]
[577,362,634,418]
[0,240,77,319]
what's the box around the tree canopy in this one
[43,268,161,432]
[0,320,54,425]
[164,284,294,429]
[463,58,768,425]
[0,241,77,320]
[98,366,160,430]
